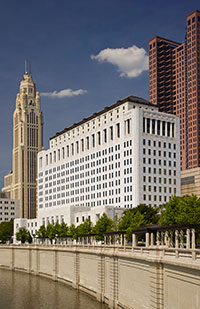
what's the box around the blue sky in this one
[0,0,199,188]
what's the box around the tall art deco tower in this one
[2,67,43,218]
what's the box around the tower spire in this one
[25,60,31,75]
[25,60,28,74]
[29,61,31,75]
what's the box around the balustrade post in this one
[132,233,136,247]
[169,231,174,248]
[146,232,150,247]
[156,231,160,246]
[150,233,154,246]
[124,234,126,248]
[120,234,123,246]
[186,229,190,249]
[161,232,164,246]
[180,230,184,248]
[175,230,179,248]
[165,231,169,247]
[192,229,196,249]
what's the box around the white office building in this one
[36,96,180,226]
[14,95,181,237]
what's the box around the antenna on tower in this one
[29,61,31,75]
[25,60,28,74]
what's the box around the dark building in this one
[149,10,200,171]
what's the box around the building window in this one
[86,137,89,150]
[104,129,107,143]
[81,139,84,152]
[157,120,160,135]
[76,141,79,153]
[97,132,101,145]
[152,119,155,134]
[71,143,74,155]
[143,118,145,133]
[116,123,120,138]
[147,119,150,133]
[46,155,48,165]
[162,121,165,136]
[110,126,113,140]
[67,145,69,157]
[92,134,95,147]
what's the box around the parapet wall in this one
[0,245,200,309]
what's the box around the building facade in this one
[2,72,43,218]
[36,96,180,228]
[181,167,200,197]
[0,192,19,223]
[149,10,200,171]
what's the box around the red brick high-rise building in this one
[149,10,200,171]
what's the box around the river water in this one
[0,269,108,309]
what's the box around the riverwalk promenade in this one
[0,224,200,309]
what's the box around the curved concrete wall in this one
[0,245,200,309]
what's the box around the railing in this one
[3,224,200,263]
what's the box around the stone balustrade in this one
[132,224,200,249]
[33,224,200,251]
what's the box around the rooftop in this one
[50,95,155,140]
[149,36,181,46]
[187,10,200,18]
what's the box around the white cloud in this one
[41,88,87,98]
[91,45,148,78]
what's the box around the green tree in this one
[93,213,113,241]
[159,195,200,226]
[16,227,32,244]
[113,215,120,232]
[118,204,159,231]
[118,204,159,242]
[0,220,14,243]
[37,224,47,238]
[58,222,69,236]
[69,224,77,240]
[76,219,93,235]
[53,222,60,235]
[125,211,145,241]
[46,223,55,242]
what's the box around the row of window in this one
[143,139,176,149]
[143,118,175,137]
[40,123,130,167]
[52,105,128,146]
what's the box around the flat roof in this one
[149,36,181,46]
[50,95,155,140]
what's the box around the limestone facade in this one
[0,192,19,223]
[37,96,180,226]
[181,167,200,197]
